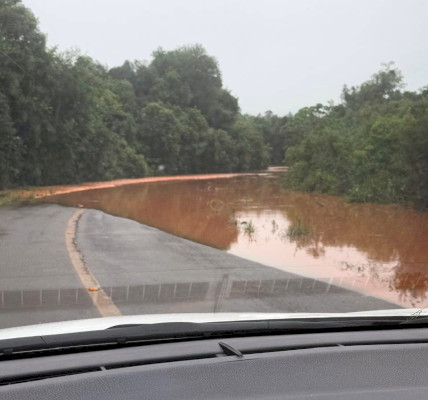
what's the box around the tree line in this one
[280,65,428,210]
[1,0,427,210]
[0,0,269,190]
[241,64,428,210]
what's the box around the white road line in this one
[65,209,121,317]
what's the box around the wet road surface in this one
[0,205,98,328]
[0,204,397,329]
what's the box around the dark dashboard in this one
[0,327,427,399]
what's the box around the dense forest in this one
[1,0,427,209]
[0,0,269,189]
[281,66,428,210]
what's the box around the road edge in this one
[65,209,121,317]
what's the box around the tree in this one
[200,129,236,173]
[342,62,404,109]
[230,116,270,171]
[252,111,289,165]
[0,0,55,185]
[283,65,428,209]
[150,45,222,116]
[0,91,20,188]
[148,68,192,108]
[138,102,181,173]
[402,90,428,209]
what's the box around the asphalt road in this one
[0,204,398,329]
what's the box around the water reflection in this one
[45,170,428,307]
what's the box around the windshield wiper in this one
[0,317,425,357]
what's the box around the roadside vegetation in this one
[0,187,42,206]
[281,66,428,210]
[0,0,269,193]
[1,1,427,210]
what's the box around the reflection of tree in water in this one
[392,264,428,306]
[340,261,428,306]
[341,261,390,282]
[276,191,428,302]
[279,226,326,259]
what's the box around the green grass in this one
[286,219,310,238]
[244,220,255,235]
[0,188,39,206]
[240,220,255,235]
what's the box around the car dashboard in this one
[0,327,427,399]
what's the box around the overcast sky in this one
[23,0,428,115]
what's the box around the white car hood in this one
[0,309,425,340]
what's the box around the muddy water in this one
[46,169,428,308]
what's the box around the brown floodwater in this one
[45,169,428,308]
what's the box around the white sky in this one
[23,0,428,115]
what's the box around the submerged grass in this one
[243,220,255,235]
[0,188,44,206]
[286,219,311,238]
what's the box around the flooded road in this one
[45,169,428,308]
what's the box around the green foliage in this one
[0,1,268,190]
[240,220,255,236]
[138,102,181,173]
[243,220,255,235]
[5,0,424,210]
[204,129,237,172]
[149,45,222,119]
[286,219,310,238]
[284,64,428,209]
[230,116,270,171]
[0,92,21,188]
[251,111,288,165]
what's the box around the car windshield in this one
[0,0,427,333]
